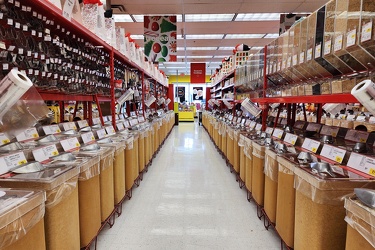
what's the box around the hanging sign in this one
[190,63,206,83]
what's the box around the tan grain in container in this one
[153,121,160,152]
[332,118,341,127]
[0,189,46,250]
[294,167,374,250]
[125,136,136,191]
[276,156,296,248]
[239,134,246,183]
[133,133,140,182]
[0,165,80,250]
[226,126,235,167]
[233,130,241,173]
[138,130,146,173]
[251,141,266,205]
[264,148,278,223]
[344,196,375,250]
[244,137,253,191]
[144,127,151,166]
[220,122,227,156]
[340,120,354,129]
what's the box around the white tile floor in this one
[97,122,280,250]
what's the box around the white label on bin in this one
[272,128,284,139]
[324,40,332,55]
[43,125,61,135]
[283,133,298,145]
[315,44,321,58]
[249,121,256,130]
[105,126,116,135]
[62,122,77,131]
[265,127,274,135]
[123,121,130,128]
[361,21,372,43]
[347,115,356,121]
[299,51,305,64]
[138,116,145,123]
[301,138,320,153]
[81,132,95,144]
[292,54,298,66]
[32,144,59,163]
[356,115,366,122]
[306,123,321,133]
[77,120,89,128]
[346,29,356,48]
[117,122,125,131]
[306,48,313,61]
[320,125,340,137]
[130,119,138,126]
[103,116,108,122]
[96,129,107,139]
[60,137,80,152]
[92,117,101,125]
[0,152,27,174]
[345,130,369,143]
[347,152,375,177]
[255,124,262,131]
[334,35,343,52]
[16,128,39,142]
[320,144,346,164]
[0,133,10,145]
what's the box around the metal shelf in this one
[251,93,358,104]
[212,70,235,87]
[222,84,234,91]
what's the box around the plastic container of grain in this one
[0,189,46,250]
[226,126,235,167]
[251,140,266,205]
[233,129,241,174]
[344,196,375,250]
[220,121,227,156]
[294,166,374,250]
[263,148,278,223]
[239,134,247,183]
[244,136,253,192]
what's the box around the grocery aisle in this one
[97,122,280,250]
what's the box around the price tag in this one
[347,114,356,121]
[315,44,321,58]
[7,18,13,26]
[283,132,298,145]
[138,116,145,123]
[324,40,332,55]
[0,152,27,175]
[347,153,375,176]
[306,48,313,61]
[77,120,89,128]
[16,128,39,142]
[123,121,130,128]
[346,29,356,48]
[105,126,116,135]
[116,122,125,131]
[249,121,256,130]
[81,132,95,144]
[272,128,284,139]
[0,133,10,145]
[292,54,298,66]
[62,122,77,131]
[96,128,107,139]
[306,123,322,133]
[361,21,372,43]
[320,125,340,137]
[356,115,366,122]
[32,144,59,163]
[92,117,101,125]
[301,138,321,153]
[42,125,61,135]
[255,124,262,131]
[130,119,138,126]
[15,22,20,29]
[287,57,291,68]
[320,144,346,164]
[277,61,281,71]
[334,35,343,52]
[299,51,305,64]
[60,137,80,152]
[345,129,369,143]
[265,127,274,135]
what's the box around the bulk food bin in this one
[97,138,126,205]
[220,121,227,157]
[0,162,80,250]
[275,155,297,248]
[124,135,138,193]
[77,144,115,222]
[233,129,241,174]
[251,140,266,205]
[344,195,375,250]
[293,166,374,250]
[239,134,246,185]
[227,126,235,168]
[138,129,146,174]
[0,189,46,250]
[244,136,253,193]
[264,148,278,223]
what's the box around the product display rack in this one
[18,0,168,128]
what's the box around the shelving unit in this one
[15,0,168,128]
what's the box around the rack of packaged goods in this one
[13,0,167,129]
[234,0,375,130]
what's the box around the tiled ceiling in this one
[110,0,328,76]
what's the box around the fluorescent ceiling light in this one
[113,14,134,22]
[185,34,224,39]
[226,34,264,39]
[218,47,235,50]
[184,14,235,22]
[264,33,279,38]
[251,46,264,50]
[178,47,218,50]
[183,55,213,58]
[130,35,144,39]
[236,13,281,21]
